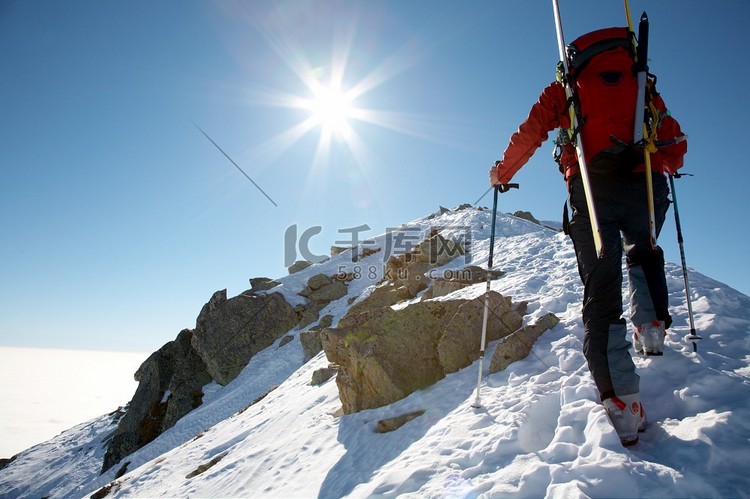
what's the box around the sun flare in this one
[237,3,440,179]
[306,83,354,137]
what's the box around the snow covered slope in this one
[1,206,749,498]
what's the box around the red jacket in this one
[495,80,687,186]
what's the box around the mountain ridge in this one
[1,205,748,498]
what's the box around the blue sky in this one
[1,0,748,353]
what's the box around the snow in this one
[1,206,749,498]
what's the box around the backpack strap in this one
[568,37,634,75]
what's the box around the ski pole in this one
[669,173,702,352]
[473,180,518,409]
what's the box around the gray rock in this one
[249,277,281,292]
[331,246,348,256]
[321,301,447,414]
[297,306,321,329]
[300,330,322,362]
[311,366,338,386]
[489,312,560,374]
[297,276,348,329]
[192,289,298,385]
[318,314,334,329]
[347,232,467,318]
[320,291,526,414]
[375,410,426,433]
[0,455,17,471]
[278,335,294,348]
[513,210,540,225]
[422,263,505,300]
[299,315,333,362]
[288,260,313,274]
[438,293,526,374]
[101,329,211,473]
[427,278,467,299]
[307,273,332,291]
[308,280,347,304]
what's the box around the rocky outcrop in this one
[0,455,17,472]
[295,273,351,361]
[302,274,347,303]
[347,230,467,317]
[423,265,504,300]
[427,203,475,220]
[383,229,466,297]
[320,291,526,414]
[513,210,540,225]
[300,314,333,362]
[311,365,339,386]
[288,260,313,274]
[191,289,298,385]
[297,274,349,328]
[96,213,555,476]
[102,286,300,472]
[101,329,211,473]
[249,277,280,292]
[489,312,559,374]
[375,410,426,433]
[437,293,526,373]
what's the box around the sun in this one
[305,81,354,138]
[234,3,441,179]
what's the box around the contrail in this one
[193,122,278,207]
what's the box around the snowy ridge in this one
[1,206,749,498]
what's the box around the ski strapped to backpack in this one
[552,0,604,258]
[630,9,659,249]
[625,2,691,249]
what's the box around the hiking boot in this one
[603,393,645,446]
[633,320,665,356]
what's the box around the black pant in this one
[568,153,671,399]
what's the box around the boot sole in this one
[635,350,663,356]
[622,436,639,447]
